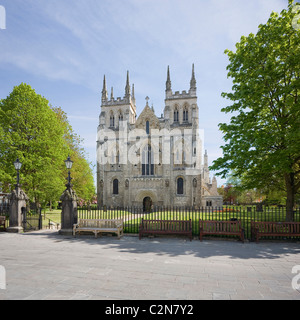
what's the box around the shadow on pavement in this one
[16,229,300,261]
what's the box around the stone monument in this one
[7,186,28,233]
[59,186,78,236]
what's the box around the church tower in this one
[164,64,199,126]
[97,71,137,205]
[163,64,201,169]
[162,65,202,207]
[99,71,137,130]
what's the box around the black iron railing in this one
[78,206,300,240]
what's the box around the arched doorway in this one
[143,197,152,213]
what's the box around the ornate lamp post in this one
[13,158,22,186]
[64,155,73,188]
[59,155,78,235]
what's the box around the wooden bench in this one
[0,216,6,232]
[251,221,300,243]
[73,219,123,239]
[139,219,193,241]
[199,220,245,243]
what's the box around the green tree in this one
[0,84,96,206]
[210,1,300,221]
[53,107,95,202]
[218,184,241,205]
[0,83,67,206]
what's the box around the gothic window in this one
[206,200,212,207]
[142,144,154,176]
[119,112,123,122]
[183,108,188,122]
[146,121,150,135]
[174,107,179,122]
[113,179,119,195]
[110,113,115,127]
[177,177,184,195]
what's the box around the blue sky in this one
[0,0,288,187]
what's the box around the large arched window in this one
[113,179,119,195]
[177,177,184,195]
[142,144,154,176]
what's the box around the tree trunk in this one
[285,173,295,222]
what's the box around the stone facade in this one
[97,66,223,209]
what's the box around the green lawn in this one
[41,209,61,228]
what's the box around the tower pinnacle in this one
[166,66,172,91]
[132,84,135,101]
[190,64,197,93]
[102,75,108,103]
[125,71,131,98]
[110,87,114,100]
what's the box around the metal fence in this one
[78,206,300,240]
[0,199,10,216]
[0,199,42,232]
[22,207,42,232]
[0,198,10,229]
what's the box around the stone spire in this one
[204,149,208,167]
[125,70,131,98]
[190,64,197,94]
[102,75,108,103]
[166,66,172,97]
[132,84,135,101]
[110,87,114,100]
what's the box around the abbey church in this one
[97,65,223,209]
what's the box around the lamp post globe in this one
[13,158,22,186]
[64,155,73,187]
[64,155,73,170]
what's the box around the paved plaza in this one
[0,230,299,300]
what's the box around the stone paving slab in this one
[0,230,299,300]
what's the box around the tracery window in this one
[174,107,179,122]
[110,113,115,127]
[183,108,188,122]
